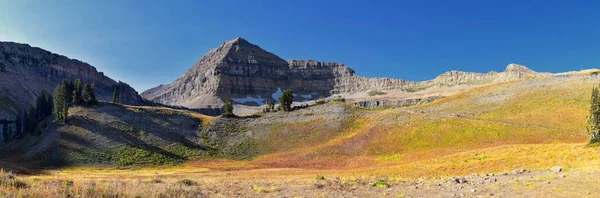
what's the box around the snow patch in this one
[272,88,283,102]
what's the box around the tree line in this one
[2,79,98,142]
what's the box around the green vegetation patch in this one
[402,86,428,93]
[368,90,387,96]
[111,146,183,166]
[220,138,262,160]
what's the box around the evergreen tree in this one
[222,97,235,118]
[279,89,294,111]
[111,86,120,104]
[82,83,97,106]
[35,91,46,120]
[53,83,68,123]
[267,98,275,111]
[22,111,28,136]
[46,93,53,116]
[62,79,74,106]
[2,124,8,143]
[15,111,22,139]
[26,106,36,135]
[587,86,600,144]
[72,79,83,106]
[6,125,12,142]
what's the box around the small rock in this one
[471,188,477,193]
[490,193,495,196]
[561,175,566,178]
[550,166,562,173]
[471,173,478,177]
[453,177,468,184]
[513,169,522,174]
[502,172,508,175]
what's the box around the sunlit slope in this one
[246,73,599,171]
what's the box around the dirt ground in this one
[5,166,595,198]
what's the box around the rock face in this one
[142,37,545,109]
[353,96,442,109]
[142,38,412,108]
[0,41,144,119]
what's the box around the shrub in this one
[222,97,235,118]
[279,89,293,111]
[176,179,197,186]
[371,178,389,189]
[145,179,163,184]
[315,95,326,104]
[252,185,279,193]
[368,90,387,96]
[0,169,28,189]
[315,174,325,180]
[332,95,346,102]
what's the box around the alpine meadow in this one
[1,1,600,197]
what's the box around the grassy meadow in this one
[2,73,600,197]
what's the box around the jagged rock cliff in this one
[0,41,144,119]
[141,38,413,108]
[142,37,546,109]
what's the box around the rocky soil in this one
[188,168,598,198]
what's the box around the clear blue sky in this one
[1,0,598,92]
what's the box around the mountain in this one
[141,37,411,108]
[142,37,545,109]
[0,41,144,119]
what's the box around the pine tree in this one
[22,111,29,136]
[53,83,68,123]
[587,86,600,144]
[82,83,97,106]
[279,89,294,111]
[72,79,83,106]
[26,106,36,135]
[62,79,75,106]
[7,125,12,142]
[15,111,22,139]
[46,93,53,117]
[111,86,120,104]
[35,91,46,120]
[2,124,8,143]
[267,98,275,111]
[222,97,235,118]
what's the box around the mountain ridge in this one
[141,38,544,109]
[0,41,145,119]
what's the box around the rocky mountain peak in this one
[505,63,535,73]
[497,63,538,80]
